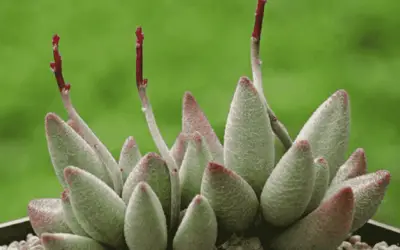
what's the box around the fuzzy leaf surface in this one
[41,233,106,250]
[261,140,314,226]
[306,157,330,212]
[173,195,217,250]
[119,136,142,182]
[45,113,112,188]
[64,166,126,248]
[295,90,350,180]
[331,148,367,185]
[122,152,171,221]
[183,92,223,164]
[271,186,355,250]
[28,198,71,236]
[170,132,189,168]
[124,182,168,250]
[201,162,258,232]
[61,189,89,237]
[179,132,212,208]
[224,76,274,195]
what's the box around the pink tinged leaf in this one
[60,189,89,237]
[41,233,106,250]
[331,148,367,186]
[119,136,142,182]
[64,166,126,248]
[179,132,213,208]
[173,195,217,250]
[28,199,72,236]
[295,90,350,181]
[306,157,330,213]
[224,76,275,195]
[271,186,355,250]
[182,92,224,164]
[170,132,189,169]
[45,113,113,189]
[326,170,391,233]
[260,140,315,226]
[200,162,258,232]
[124,182,168,250]
[121,152,171,224]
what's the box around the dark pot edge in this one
[1,217,399,246]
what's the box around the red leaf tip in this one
[376,170,391,187]
[63,167,79,185]
[315,157,327,165]
[295,139,310,151]
[61,189,70,201]
[52,34,60,47]
[207,162,235,176]
[193,194,203,205]
[135,26,147,90]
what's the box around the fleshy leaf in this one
[201,162,258,232]
[28,199,71,236]
[41,233,106,250]
[67,111,123,195]
[64,166,126,248]
[260,140,314,226]
[182,92,223,164]
[325,170,391,232]
[45,113,113,188]
[173,195,217,250]
[295,90,350,181]
[122,152,171,222]
[224,76,274,195]
[179,132,212,208]
[306,157,330,212]
[271,186,355,250]
[119,136,142,182]
[61,189,88,237]
[170,132,189,168]
[124,182,168,250]
[331,148,367,185]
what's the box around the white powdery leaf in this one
[331,148,367,186]
[201,162,258,232]
[173,195,217,250]
[182,92,224,164]
[28,199,72,237]
[295,90,350,181]
[224,76,274,195]
[45,113,113,189]
[124,182,168,250]
[119,136,142,182]
[41,233,106,250]
[271,186,355,250]
[325,170,391,233]
[64,166,126,248]
[179,132,213,208]
[260,140,314,226]
[122,152,171,222]
[306,157,330,213]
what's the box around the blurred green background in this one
[0,0,399,227]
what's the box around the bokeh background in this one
[0,0,399,227]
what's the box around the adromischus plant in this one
[23,0,396,249]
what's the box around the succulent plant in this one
[21,0,397,249]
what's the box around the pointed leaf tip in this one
[201,162,258,232]
[295,89,350,181]
[224,76,274,195]
[261,139,314,226]
[28,199,71,236]
[182,92,224,164]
